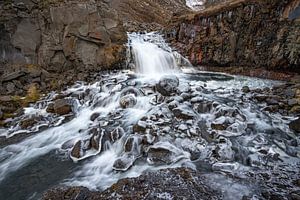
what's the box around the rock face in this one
[42,168,221,200]
[165,0,300,73]
[0,0,127,72]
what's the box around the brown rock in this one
[71,141,82,159]
[53,99,72,115]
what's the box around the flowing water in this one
[0,32,299,200]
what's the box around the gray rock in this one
[156,75,179,96]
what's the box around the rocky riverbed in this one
[0,65,299,199]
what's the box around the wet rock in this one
[90,113,100,121]
[53,99,72,115]
[119,94,137,108]
[120,87,142,97]
[194,101,213,113]
[110,127,124,142]
[156,75,179,96]
[147,142,188,165]
[90,131,103,151]
[20,117,38,129]
[46,103,54,113]
[133,120,147,133]
[71,141,82,159]
[242,86,250,93]
[43,168,220,200]
[124,136,142,155]
[172,105,196,120]
[113,153,136,171]
[289,118,300,133]
[97,168,220,199]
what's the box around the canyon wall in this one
[165,0,300,73]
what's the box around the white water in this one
[128,32,179,76]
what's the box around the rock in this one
[120,87,142,97]
[147,142,188,165]
[242,86,250,93]
[133,120,148,133]
[20,117,37,129]
[46,103,54,113]
[99,167,220,199]
[42,168,220,200]
[113,153,136,171]
[194,101,213,113]
[53,99,72,115]
[172,105,196,120]
[70,141,82,159]
[156,75,179,96]
[110,127,124,142]
[119,94,137,108]
[90,113,100,121]
[1,71,27,82]
[289,118,300,133]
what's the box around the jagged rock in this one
[20,117,37,129]
[119,94,137,108]
[53,99,72,115]
[289,118,300,133]
[156,75,179,96]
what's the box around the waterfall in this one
[128,32,179,76]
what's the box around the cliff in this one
[164,0,300,73]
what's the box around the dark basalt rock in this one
[156,75,179,96]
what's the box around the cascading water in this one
[128,32,179,75]
[0,32,299,200]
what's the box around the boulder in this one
[156,75,179,96]
[53,99,72,115]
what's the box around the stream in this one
[0,32,299,200]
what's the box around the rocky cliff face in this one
[165,0,300,73]
[0,0,127,74]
